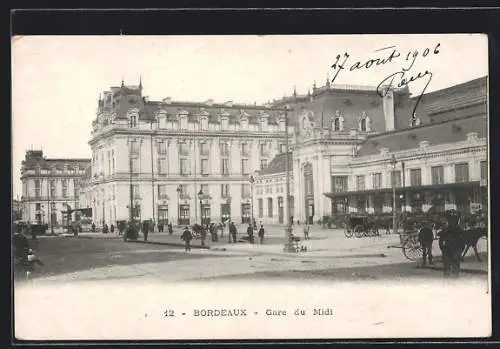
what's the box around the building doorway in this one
[179,204,190,226]
[241,203,251,224]
[221,203,231,223]
[158,205,168,226]
[201,204,211,225]
[303,163,315,224]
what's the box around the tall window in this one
[241,143,249,157]
[130,141,139,154]
[431,166,444,185]
[132,185,140,199]
[158,158,167,174]
[74,180,79,198]
[360,118,367,132]
[201,159,209,176]
[180,159,189,175]
[158,185,167,199]
[356,175,365,191]
[131,158,140,173]
[201,184,209,195]
[62,179,68,198]
[241,184,250,198]
[220,143,229,156]
[260,159,267,170]
[158,142,167,155]
[221,159,229,176]
[178,184,187,198]
[372,173,382,189]
[410,168,422,186]
[107,151,111,174]
[35,179,41,198]
[258,198,263,218]
[221,184,229,198]
[481,161,488,181]
[391,170,402,188]
[260,143,267,156]
[50,180,56,197]
[200,142,209,156]
[267,198,273,217]
[241,159,249,175]
[455,163,469,183]
[331,176,348,192]
[279,143,286,153]
[179,142,189,156]
[111,150,115,173]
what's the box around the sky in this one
[11,34,488,199]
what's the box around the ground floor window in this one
[241,203,251,224]
[201,204,211,225]
[373,195,384,214]
[158,205,168,225]
[221,204,231,223]
[179,204,190,226]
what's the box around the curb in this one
[419,265,488,275]
[127,240,211,249]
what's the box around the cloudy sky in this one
[12,34,488,198]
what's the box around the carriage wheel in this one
[354,225,364,238]
[402,238,423,261]
[344,226,354,238]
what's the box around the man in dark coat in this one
[418,222,434,266]
[103,223,109,234]
[437,210,465,279]
[181,227,192,252]
[142,221,150,242]
[110,224,115,234]
[246,224,254,244]
[168,223,173,235]
[230,222,237,243]
[258,224,265,244]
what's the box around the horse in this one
[460,227,488,262]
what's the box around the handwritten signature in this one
[331,43,440,117]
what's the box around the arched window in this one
[130,114,137,128]
[360,118,367,132]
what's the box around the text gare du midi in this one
[164,308,334,317]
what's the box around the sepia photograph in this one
[12,34,490,340]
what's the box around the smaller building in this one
[20,150,91,227]
[254,152,295,225]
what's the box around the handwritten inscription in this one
[330,43,440,116]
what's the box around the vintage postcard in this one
[12,34,490,340]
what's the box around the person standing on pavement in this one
[437,210,465,279]
[258,224,265,244]
[418,222,434,266]
[168,223,173,235]
[103,223,109,234]
[200,225,207,247]
[246,224,254,244]
[181,226,192,252]
[230,222,237,243]
[110,224,115,234]
[142,221,150,242]
[303,223,310,240]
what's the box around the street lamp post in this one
[283,105,295,253]
[390,154,398,235]
[198,189,204,225]
[177,185,181,227]
[249,175,255,227]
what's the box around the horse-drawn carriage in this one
[343,213,380,238]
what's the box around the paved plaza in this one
[19,225,488,285]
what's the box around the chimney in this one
[381,88,395,131]
[204,99,214,106]
[163,97,172,104]
[225,101,233,107]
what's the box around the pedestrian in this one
[91,223,96,232]
[418,222,434,266]
[103,223,109,234]
[303,223,310,240]
[168,223,173,235]
[110,224,115,234]
[230,222,237,243]
[246,224,254,244]
[210,223,216,242]
[200,225,207,247]
[437,210,465,279]
[258,224,265,244]
[143,221,150,242]
[181,226,192,252]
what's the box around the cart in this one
[343,214,379,238]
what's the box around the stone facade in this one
[20,150,90,226]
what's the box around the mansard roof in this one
[356,113,487,157]
[22,156,91,172]
[259,152,293,176]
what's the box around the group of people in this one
[417,210,471,279]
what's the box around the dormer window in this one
[332,111,344,131]
[201,117,208,130]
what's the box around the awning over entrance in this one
[323,181,481,199]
